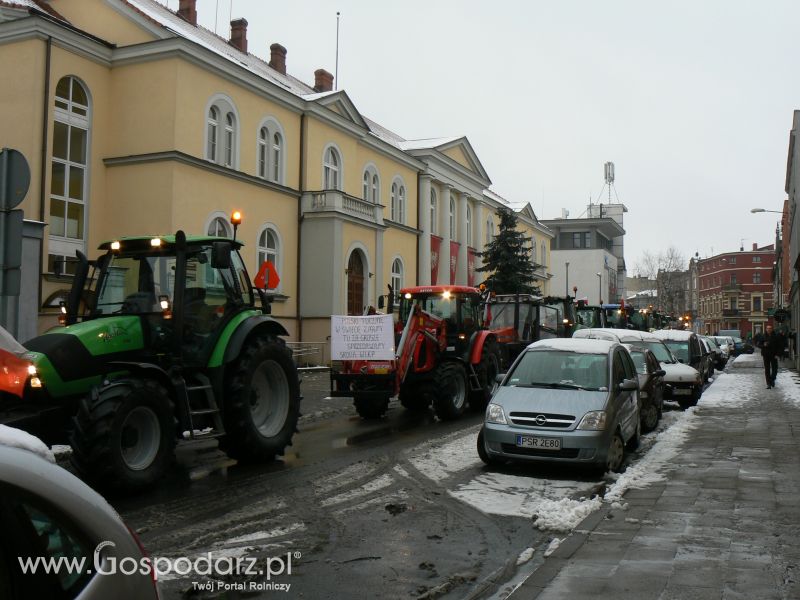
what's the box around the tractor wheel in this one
[432,362,468,421]
[220,336,300,462]
[469,338,501,411]
[353,393,390,419]
[70,379,175,493]
[399,382,432,412]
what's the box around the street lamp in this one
[596,272,602,304]
[565,262,570,297]
[750,208,783,214]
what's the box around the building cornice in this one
[103,150,301,197]
[384,220,421,236]
[0,14,114,65]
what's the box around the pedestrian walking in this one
[757,324,784,388]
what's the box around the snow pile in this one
[775,370,800,407]
[544,538,563,557]
[516,547,535,565]
[0,425,55,463]
[532,496,602,532]
[732,353,761,367]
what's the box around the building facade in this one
[697,245,775,338]
[0,0,549,351]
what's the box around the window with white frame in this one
[391,258,404,294]
[391,180,406,223]
[49,76,90,274]
[205,97,238,168]
[207,216,232,237]
[754,271,761,284]
[430,189,438,235]
[541,241,547,267]
[531,238,537,263]
[257,119,284,184]
[466,204,472,245]
[486,218,494,243]
[362,166,379,203]
[324,146,341,190]
[449,198,456,240]
[257,225,281,290]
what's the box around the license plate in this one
[516,435,561,450]
[673,388,692,395]
[371,368,389,374]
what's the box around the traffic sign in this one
[0,148,30,210]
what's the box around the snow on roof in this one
[398,136,462,151]
[529,338,615,354]
[573,328,660,343]
[362,116,407,149]
[483,189,511,206]
[652,329,695,341]
[125,0,316,96]
[1,0,65,20]
[0,425,55,463]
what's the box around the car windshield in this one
[640,340,675,363]
[663,340,689,363]
[505,349,608,391]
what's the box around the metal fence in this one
[286,341,329,368]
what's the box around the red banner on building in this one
[430,235,442,284]
[468,248,477,287]
[450,241,459,285]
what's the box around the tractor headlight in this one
[27,365,42,389]
[486,403,507,425]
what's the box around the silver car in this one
[478,338,641,473]
[0,445,159,599]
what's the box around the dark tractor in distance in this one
[2,230,300,493]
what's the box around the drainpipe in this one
[296,113,306,341]
[38,36,52,323]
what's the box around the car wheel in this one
[641,399,659,433]
[477,427,497,466]
[626,419,641,451]
[605,432,625,473]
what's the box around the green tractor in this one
[3,230,300,493]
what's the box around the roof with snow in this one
[528,338,616,354]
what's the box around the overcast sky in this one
[177,0,799,273]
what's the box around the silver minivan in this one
[478,338,640,473]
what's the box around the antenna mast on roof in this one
[335,11,341,90]
[604,161,615,203]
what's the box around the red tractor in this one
[330,285,501,420]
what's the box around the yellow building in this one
[0,0,551,350]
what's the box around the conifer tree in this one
[477,208,540,294]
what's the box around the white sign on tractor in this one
[331,315,395,361]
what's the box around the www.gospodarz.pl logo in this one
[18,541,297,592]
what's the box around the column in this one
[418,174,432,285]
[473,200,484,275]
[438,184,451,285]
[457,192,468,284]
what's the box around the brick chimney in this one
[229,18,248,53]
[177,0,197,25]
[753,242,758,251]
[314,69,334,92]
[269,43,287,75]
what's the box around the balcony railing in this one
[721,308,740,317]
[302,191,384,226]
[722,283,741,292]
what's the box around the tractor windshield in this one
[398,292,481,334]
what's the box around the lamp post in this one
[596,272,602,304]
[750,208,783,214]
[565,262,570,297]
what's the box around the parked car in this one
[652,329,706,408]
[711,336,732,362]
[702,336,727,371]
[478,338,641,473]
[730,336,754,356]
[622,344,665,433]
[573,328,704,410]
[697,337,715,382]
[0,443,160,599]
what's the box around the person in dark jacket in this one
[758,324,784,388]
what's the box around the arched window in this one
[49,76,90,274]
[346,250,365,315]
[362,165,380,203]
[486,218,494,244]
[257,118,285,184]
[466,204,472,246]
[324,146,341,190]
[531,238,537,263]
[205,96,238,168]
[362,171,370,201]
[541,241,547,267]
[207,216,231,237]
[257,225,281,291]
[449,198,456,240]
[391,179,406,224]
[391,258,404,294]
[430,189,438,235]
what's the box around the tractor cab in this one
[396,286,483,355]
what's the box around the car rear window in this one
[663,340,689,363]
[506,350,608,391]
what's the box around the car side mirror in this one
[495,373,506,384]
[211,241,232,269]
[655,369,666,377]
[619,378,638,391]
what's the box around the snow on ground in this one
[544,538,563,557]
[516,547,535,565]
[319,473,394,507]
[732,352,761,367]
[775,370,800,407]
[314,461,379,494]
[222,522,306,545]
[0,425,55,463]
[408,424,482,482]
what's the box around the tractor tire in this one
[353,393,390,419]
[469,338,501,411]
[220,336,300,462]
[432,362,468,421]
[70,379,175,494]
[399,382,432,412]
